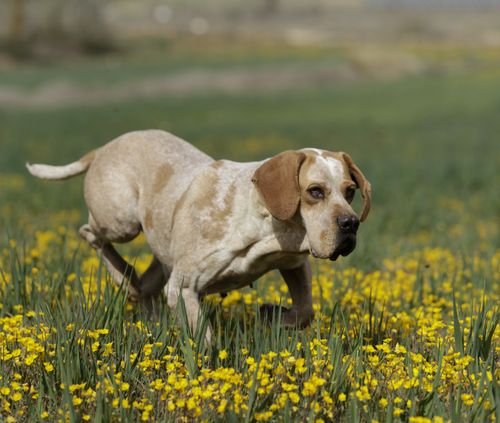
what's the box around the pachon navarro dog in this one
[27,130,371,343]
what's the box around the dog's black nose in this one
[337,215,359,233]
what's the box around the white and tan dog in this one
[27,130,371,342]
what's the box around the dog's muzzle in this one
[329,214,359,261]
[329,234,357,261]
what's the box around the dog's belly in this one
[199,253,306,295]
[200,271,264,295]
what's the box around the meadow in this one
[0,40,499,422]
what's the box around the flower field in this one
[0,197,498,422]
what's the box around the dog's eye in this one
[307,187,324,200]
[345,187,355,203]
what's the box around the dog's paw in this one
[259,304,295,327]
[259,304,313,328]
[78,224,102,249]
[126,285,141,303]
[259,304,286,322]
[138,295,160,320]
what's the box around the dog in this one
[27,130,371,342]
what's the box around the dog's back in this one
[28,130,213,247]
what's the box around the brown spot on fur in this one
[193,170,219,210]
[191,168,236,242]
[320,230,328,241]
[152,164,173,195]
[297,154,318,204]
[215,185,236,222]
[321,151,352,181]
[171,190,188,230]
[81,150,96,167]
[210,161,224,169]
[144,208,153,231]
[331,203,347,221]
[201,184,236,242]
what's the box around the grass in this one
[0,42,498,422]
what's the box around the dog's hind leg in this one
[136,256,169,315]
[139,256,168,298]
[79,223,140,301]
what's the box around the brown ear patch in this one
[341,153,372,221]
[252,151,306,221]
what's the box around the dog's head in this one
[252,149,371,260]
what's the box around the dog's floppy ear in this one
[342,153,372,222]
[252,151,306,221]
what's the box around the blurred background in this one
[1,0,499,267]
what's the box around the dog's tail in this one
[26,149,98,181]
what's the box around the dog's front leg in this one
[280,260,314,327]
[260,260,314,328]
[164,272,212,345]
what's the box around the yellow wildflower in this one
[11,392,22,402]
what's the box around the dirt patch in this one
[0,54,428,109]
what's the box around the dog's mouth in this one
[309,235,357,261]
[329,235,356,261]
